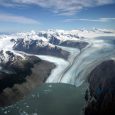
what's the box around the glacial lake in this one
[0,83,86,115]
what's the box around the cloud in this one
[0,0,114,15]
[64,18,115,22]
[100,18,115,22]
[0,13,39,24]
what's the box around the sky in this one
[0,0,115,32]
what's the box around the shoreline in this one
[0,60,55,107]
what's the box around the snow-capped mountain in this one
[0,29,115,62]
[15,29,93,58]
[13,37,69,59]
[0,50,15,64]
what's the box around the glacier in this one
[0,29,115,86]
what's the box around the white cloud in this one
[0,13,39,24]
[64,18,115,22]
[100,18,115,22]
[0,0,114,15]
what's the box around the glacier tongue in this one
[37,36,115,87]
[0,29,115,86]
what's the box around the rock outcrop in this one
[84,60,115,115]
[0,51,55,107]
[13,38,69,60]
[60,40,88,50]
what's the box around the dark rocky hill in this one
[0,51,55,107]
[84,60,115,115]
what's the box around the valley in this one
[0,29,115,115]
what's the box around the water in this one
[0,83,86,115]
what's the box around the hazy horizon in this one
[0,0,115,32]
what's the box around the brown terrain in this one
[0,55,55,107]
